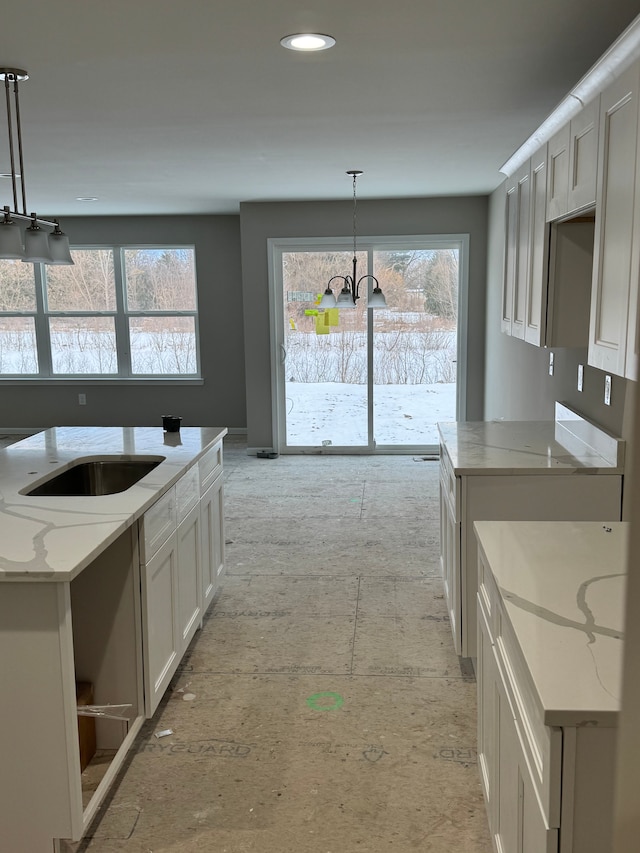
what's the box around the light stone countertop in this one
[438,403,625,476]
[0,426,227,582]
[474,520,627,726]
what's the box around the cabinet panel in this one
[512,164,531,339]
[588,62,640,375]
[140,486,176,562]
[199,439,223,495]
[525,151,549,345]
[502,179,518,333]
[175,463,200,523]
[141,532,180,717]
[568,98,599,212]
[547,125,570,220]
[177,502,202,649]
[201,473,225,612]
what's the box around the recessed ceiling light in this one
[76,196,98,202]
[280,33,336,52]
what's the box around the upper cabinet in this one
[501,40,640,377]
[546,99,600,221]
[588,61,640,378]
[502,151,550,346]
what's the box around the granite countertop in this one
[0,426,227,582]
[438,403,625,476]
[474,519,627,726]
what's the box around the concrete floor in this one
[24,434,491,852]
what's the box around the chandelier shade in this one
[0,67,73,264]
[320,171,386,310]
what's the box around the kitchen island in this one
[0,426,227,852]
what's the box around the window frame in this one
[0,244,202,382]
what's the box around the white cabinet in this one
[439,456,460,652]
[588,60,640,377]
[140,441,225,716]
[201,471,225,612]
[502,161,530,339]
[546,99,599,221]
[141,529,180,716]
[476,531,619,853]
[501,148,551,347]
[0,530,145,852]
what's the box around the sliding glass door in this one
[270,236,466,454]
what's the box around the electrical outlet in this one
[548,351,554,376]
[78,393,86,405]
[604,375,612,406]
[577,364,584,392]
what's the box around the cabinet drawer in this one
[439,445,459,519]
[494,606,563,828]
[199,440,223,495]
[477,550,499,643]
[175,463,200,523]
[140,486,176,563]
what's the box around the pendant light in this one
[0,67,73,264]
[318,171,386,310]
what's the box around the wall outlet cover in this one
[548,351,554,376]
[604,374,612,406]
[577,364,584,392]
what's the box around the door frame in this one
[267,234,469,454]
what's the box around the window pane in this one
[50,317,117,374]
[129,316,197,374]
[45,250,116,311]
[0,260,36,311]
[124,248,196,311]
[0,317,38,374]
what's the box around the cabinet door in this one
[177,502,203,650]
[439,473,461,655]
[547,124,570,220]
[200,472,225,613]
[141,532,180,717]
[525,149,550,345]
[494,664,558,853]
[502,177,518,333]
[588,61,640,376]
[477,600,498,835]
[568,97,599,213]
[512,162,531,340]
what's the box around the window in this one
[0,246,200,378]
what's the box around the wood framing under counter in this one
[0,426,227,852]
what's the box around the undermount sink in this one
[23,456,165,496]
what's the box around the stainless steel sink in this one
[23,456,165,496]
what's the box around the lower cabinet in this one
[477,554,616,853]
[140,443,225,717]
[201,471,225,611]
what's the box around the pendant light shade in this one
[22,219,53,263]
[0,212,24,259]
[336,286,356,308]
[318,288,337,309]
[368,286,387,309]
[48,222,74,265]
[1,68,73,264]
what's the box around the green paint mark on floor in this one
[306,691,344,711]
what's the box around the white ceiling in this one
[1,1,639,217]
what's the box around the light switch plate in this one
[577,364,584,392]
[548,351,554,376]
[604,374,612,406]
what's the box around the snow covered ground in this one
[284,381,456,447]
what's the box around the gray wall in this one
[2,215,246,431]
[240,196,489,449]
[484,182,634,441]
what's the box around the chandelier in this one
[318,170,386,309]
[0,68,73,264]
